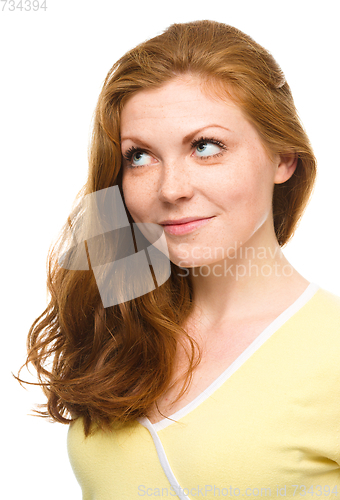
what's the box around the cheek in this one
[121,173,138,218]
[213,160,274,220]
[121,173,153,220]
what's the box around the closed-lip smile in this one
[159,216,214,225]
[159,216,216,236]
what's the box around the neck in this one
[186,225,308,328]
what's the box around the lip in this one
[160,216,213,225]
[161,216,215,236]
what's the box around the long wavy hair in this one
[17,20,317,436]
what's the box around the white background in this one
[1,0,339,498]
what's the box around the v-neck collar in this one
[139,282,320,433]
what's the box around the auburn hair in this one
[17,20,316,436]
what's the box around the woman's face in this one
[120,75,295,268]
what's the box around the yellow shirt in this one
[67,283,340,499]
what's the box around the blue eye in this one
[191,137,227,159]
[195,142,221,157]
[122,147,153,168]
[131,151,152,166]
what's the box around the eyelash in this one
[122,136,227,169]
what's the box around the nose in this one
[158,158,194,204]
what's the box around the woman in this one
[19,20,340,499]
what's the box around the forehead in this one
[120,76,246,134]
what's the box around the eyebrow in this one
[120,124,231,148]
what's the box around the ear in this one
[274,153,298,184]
